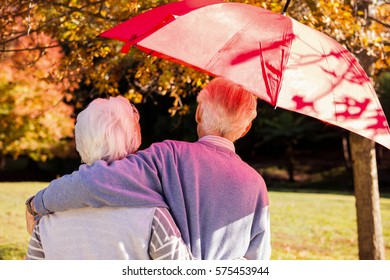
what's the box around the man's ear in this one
[240,122,252,138]
[195,104,202,123]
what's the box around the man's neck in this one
[198,135,235,152]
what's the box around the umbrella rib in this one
[316,35,338,123]
[205,16,259,71]
[258,41,274,105]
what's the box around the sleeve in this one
[33,142,174,215]
[149,208,195,260]
[244,205,271,260]
[25,223,45,260]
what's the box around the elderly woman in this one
[26,96,192,260]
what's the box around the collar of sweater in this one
[198,135,235,153]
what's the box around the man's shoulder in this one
[148,139,197,152]
[129,140,194,161]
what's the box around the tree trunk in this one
[349,133,385,259]
[285,141,295,183]
[349,19,386,258]
[342,133,352,170]
[0,154,5,171]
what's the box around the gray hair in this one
[197,78,257,141]
[75,96,141,165]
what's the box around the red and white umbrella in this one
[101,0,390,150]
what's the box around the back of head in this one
[75,96,141,165]
[197,78,257,142]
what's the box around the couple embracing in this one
[25,78,270,260]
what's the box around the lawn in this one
[0,182,389,260]
[270,190,390,259]
[0,182,46,260]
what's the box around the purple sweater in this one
[34,138,270,259]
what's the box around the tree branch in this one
[1,44,61,53]
[0,0,117,47]
[368,16,390,29]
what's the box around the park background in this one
[0,0,389,259]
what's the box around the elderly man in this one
[27,78,271,260]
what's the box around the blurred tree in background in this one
[377,71,390,117]
[0,14,74,170]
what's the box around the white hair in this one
[75,96,141,165]
[197,78,257,141]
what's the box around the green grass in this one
[0,182,47,260]
[0,182,389,260]
[269,191,390,259]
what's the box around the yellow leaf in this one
[343,11,351,17]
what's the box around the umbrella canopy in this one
[100,0,390,150]
[99,0,223,53]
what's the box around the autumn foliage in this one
[0,14,74,162]
[0,0,389,162]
